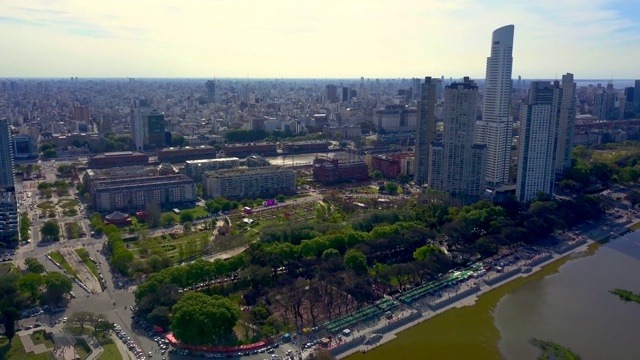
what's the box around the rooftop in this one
[185,157,240,165]
[203,166,291,178]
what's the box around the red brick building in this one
[89,151,149,169]
[370,155,401,179]
[312,157,369,185]
[223,143,278,158]
[157,146,219,163]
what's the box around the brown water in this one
[494,232,640,360]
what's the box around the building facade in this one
[312,156,369,185]
[516,81,563,202]
[89,151,149,169]
[429,78,486,199]
[373,105,417,133]
[158,146,219,163]
[0,119,15,189]
[475,25,515,187]
[91,174,196,213]
[202,166,295,199]
[414,77,437,185]
[130,100,166,151]
[554,73,577,174]
[183,158,241,181]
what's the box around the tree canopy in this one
[171,292,240,345]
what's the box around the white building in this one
[516,81,563,202]
[183,157,240,181]
[475,25,515,187]
[202,166,295,199]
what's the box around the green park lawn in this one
[29,330,55,349]
[96,342,122,360]
[75,248,100,278]
[49,251,78,278]
[129,230,213,261]
[0,336,53,360]
[160,206,210,223]
[57,199,79,209]
[36,201,55,210]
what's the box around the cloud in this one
[0,0,638,78]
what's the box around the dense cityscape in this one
[1,17,640,360]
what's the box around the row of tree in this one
[105,225,134,275]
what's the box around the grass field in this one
[0,336,53,360]
[75,248,100,278]
[58,199,79,209]
[160,206,210,223]
[49,251,78,278]
[29,330,55,349]
[629,222,640,231]
[36,201,55,210]
[129,230,213,261]
[96,342,122,360]
[74,338,92,359]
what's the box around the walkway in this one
[20,333,50,355]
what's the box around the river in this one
[494,232,640,360]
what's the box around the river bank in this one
[341,216,636,360]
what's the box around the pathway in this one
[19,333,50,355]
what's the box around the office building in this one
[90,174,196,213]
[516,81,563,202]
[554,73,577,174]
[312,156,369,185]
[89,151,149,169]
[202,166,295,199]
[326,85,338,103]
[12,134,37,160]
[414,77,437,185]
[183,158,241,181]
[428,78,486,199]
[130,100,166,151]
[475,25,515,186]
[0,119,15,189]
[206,80,216,103]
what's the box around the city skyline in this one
[1,0,639,78]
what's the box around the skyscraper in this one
[516,81,563,202]
[0,118,15,189]
[554,73,577,174]
[130,100,150,152]
[634,80,640,114]
[205,80,216,103]
[428,77,486,199]
[476,25,515,187]
[326,85,338,103]
[414,77,437,186]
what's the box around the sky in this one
[1,0,639,79]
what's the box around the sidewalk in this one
[20,333,50,355]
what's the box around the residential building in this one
[516,81,563,202]
[183,157,241,181]
[323,125,362,140]
[326,85,338,103]
[554,73,577,174]
[414,77,437,185]
[0,189,18,244]
[82,166,152,191]
[634,80,640,114]
[90,174,196,212]
[206,80,216,103]
[373,105,417,133]
[73,105,91,122]
[476,25,515,187]
[202,166,295,199]
[428,78,486,199]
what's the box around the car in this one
[148,352,153,357]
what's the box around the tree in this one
[43,272,72,305]
[180,211,194,223]
[276,194,286,202]
[93,319,115,338]
[161,213,177,226]
[43,148,57,158]
[413,245,442,261]
[145,202,162,228]
[68,311,95,331]
[385,182,399,194]
[183,222,192,233]
[343,249,368,273]
[321,248,340,260]
[1,308,18,343]
[171,292,240,345]
[18,273,44,303]
[25,257,45,274]
[41,220,60,242]
[147,306,172,329]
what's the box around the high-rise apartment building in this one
[516,81,563,202]
[0,118,15,189]
[428,78,486,199]
[414,77,437,186]
[326,85,338,103]
[476,25,515,187]
[554,73,577,174]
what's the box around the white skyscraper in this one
[476,25,515,187]
[516,81,562,202]
[130,99,151,152]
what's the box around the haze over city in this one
[1,0,640,78]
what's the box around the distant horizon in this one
[0,77,637,82]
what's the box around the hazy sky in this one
[1,0,639,78]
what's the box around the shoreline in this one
[337,219,637,359]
